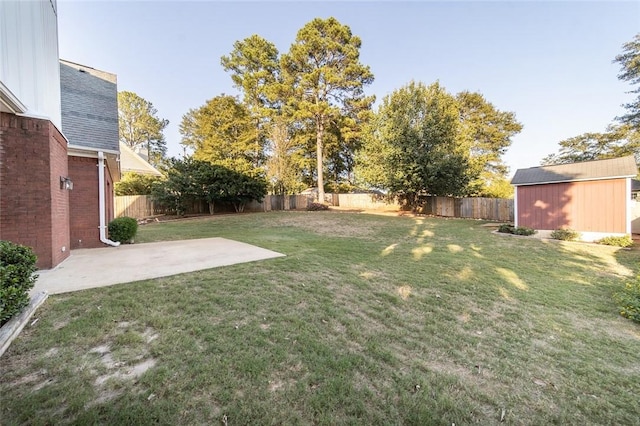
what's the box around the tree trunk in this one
[316,118,325,203]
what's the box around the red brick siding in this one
[68,155,117,248]
[0,112,70,269]
[517,179,628,233]
[49,128,71,266]
[69,156,100,248]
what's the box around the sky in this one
[57,0,640,176]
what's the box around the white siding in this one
[0,0,61,128]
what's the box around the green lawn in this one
[2,211,639,425]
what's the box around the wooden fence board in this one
[115,194,513,221]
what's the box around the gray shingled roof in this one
[60,60,119,152]
[511,156,638,186]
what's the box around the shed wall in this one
[516,179,628,233]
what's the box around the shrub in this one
[498,224,515,234]
[0,241,38,326]
[614,278,640,323]
[513,226,536,236]
[307,202,329,211]
[496,224,535,236]
[115,172,161,195]
[550,228,580,241]
[108,217,138,243]
[597,235,634,247]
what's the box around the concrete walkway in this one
[32,238,285,295]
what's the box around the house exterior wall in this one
[0,0,61,127]
[68,156,100,249]
[516,178,628,234]
[68,155,116,249]
[0,113,70,268]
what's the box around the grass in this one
[1,211,640,425]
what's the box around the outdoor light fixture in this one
[60,176,73,190]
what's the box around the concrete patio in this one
[31,237,285,295]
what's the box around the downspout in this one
[98,151,120,247]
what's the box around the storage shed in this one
[511,156,637,241]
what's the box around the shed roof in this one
[511,155,637,186]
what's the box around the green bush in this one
[550,228,580,241]
[108,217,138,243]
[597,235,634,247]
[0,241,38,326]
[496,224,535,236]
[614,278,640,323]
[115,172,161,195]
[307,202,329,211]
[513,226,536,236]
[497,224,515,234]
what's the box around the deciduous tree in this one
[456,91,522,196]
[180,95,264,176]
[357,81,473,210]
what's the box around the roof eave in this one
[512,175,636,186]
[0,81,27,113]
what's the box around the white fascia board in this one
[0,81,27,113]
[67,144,119,157]
[512,175,637,186]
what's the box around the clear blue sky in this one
[57,0,640,175]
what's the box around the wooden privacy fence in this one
[420,196,513,222]
[114,195,209,218]
[115,194,513,222]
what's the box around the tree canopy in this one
[356,81,472,210]
[118,91,169,166]
[541,124,640,165]
[281,17,374,201]
[114,172,160,196]
[180,95,264,177]
[152,158,267,215]
[456,91,522,196]
[356,82,521,203]
[172,17,521,202]
[615,33,640,128]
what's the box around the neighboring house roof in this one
[511,156,638,186]
[119,142,162,176]
[60,59,119,152]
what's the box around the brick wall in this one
[68,156,100,249]
[68,155,117,248]
[0,112,71,269]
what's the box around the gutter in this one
[98,151,120,247]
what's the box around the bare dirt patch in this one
[95,358,157,386]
